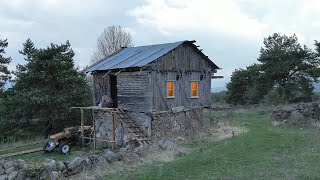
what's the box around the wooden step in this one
[123,126,141,128]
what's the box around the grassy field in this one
[110,108,320,179]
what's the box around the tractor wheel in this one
[43,140,55,153]
[59,141,71,154]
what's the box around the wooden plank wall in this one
[149,43,212,112]
[117,71,152,112]
[93,72,111,105]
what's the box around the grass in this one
[109,108,320,179]
[13,146,87,162]
[0,140,88,162]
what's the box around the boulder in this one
[289,110,303,124]
[103,150,115,162]
[17,159,28,170]
[7,171,18,180]
[149,143,160,151]
[67,157,85,175]
[50,171,63,180]
[16,169,27,180]
[57,161,67,173]
[0,166,5,175]
[39,169,50,180]
[0,175,8,180]
[114,151,125,161]
[133,145,146,156]
[94,156,107,166]
[159,140,176,150]
[5,167,16,175]
[44,160,57,172]
[85,157,93,166]
[3,161,14,170]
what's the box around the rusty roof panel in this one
[85,40,219,72]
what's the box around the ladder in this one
[111,108,152,145]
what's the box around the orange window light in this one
[167,81,175,97]
[191,81,198,97]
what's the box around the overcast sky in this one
[1,0,320,91]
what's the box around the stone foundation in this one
[94,112,124,149]
[151,107,204,140]
[94,107,204,148]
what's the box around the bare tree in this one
[91,25,133,63]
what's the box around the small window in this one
[167,81,175,98]
[191,81,198,97]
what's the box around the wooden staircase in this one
[111,108,151,145]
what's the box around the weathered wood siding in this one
[93,72,110,105]
[149,43,212,111]
[117,71,152,112]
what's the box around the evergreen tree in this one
[0,38,11,92]
[226,64,273,105]
[1,40,91,139]
[258,33,318,102]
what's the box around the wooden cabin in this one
[84,40,220,148]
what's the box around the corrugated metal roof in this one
[85,40,219,72]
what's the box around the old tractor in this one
[43,126,94,154]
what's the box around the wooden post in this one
[92,109,96,151]
[112,113,116,150]
[80,108,85,148]
[209,107,213,126]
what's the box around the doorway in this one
[109,75,118,108]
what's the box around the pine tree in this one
[1,40,91,138]
[0,38,11,92]
[258,33,318,102]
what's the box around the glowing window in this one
[191,81,198,97]
[167,81,175,97]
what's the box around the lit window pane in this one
[191,82,198,97]
[167,82,174,97]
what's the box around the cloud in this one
[128,0,320,89]
[129,0,267,38]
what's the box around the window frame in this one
[190,81,199,98]
[166,81,175,98]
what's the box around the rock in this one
[114,151,125,161]
[45,160,57,172]
[150,143,160,151]
[57,161,67,173]
[133,145,146,156]
[289,110,303,124]
[103,150,115,162]
[67,157,85,175]
[0,166,5,175]
[177,136,185,141]
[7,171,18,180]
[3,161,14,169]
[94,156,107,166]
[270,109,290,121]
[85,157,93,166]
[16,169,27,180]
[17,159,28,169]
[50,171,62,180]
[119,147,127,153]
[0,175,8,180]
[39,169,50,180]
[159,140,176,150]
[5,167,16,175]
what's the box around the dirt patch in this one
[211,121,248,142]
[272,156,289,162]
